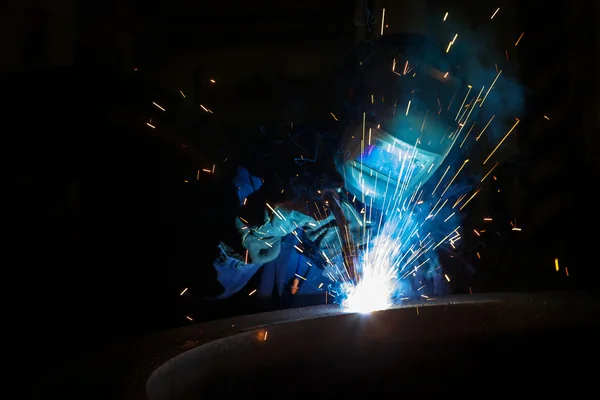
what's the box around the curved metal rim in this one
[32,292,600,400]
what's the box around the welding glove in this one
[237,197,366,266]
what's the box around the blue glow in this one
[360,144,403,178]
[322,10,526,313]
[327,142,459,313]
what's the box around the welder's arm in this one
[225,193,365,266]
[302,198,366,259]
[236,204,330,265]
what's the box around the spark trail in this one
[321,9,523,313]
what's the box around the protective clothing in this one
[333,31,461,211]
[238,194,363,265]
[213,167,363,301]
[339,120,450,210]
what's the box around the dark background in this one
[2,0,598,392]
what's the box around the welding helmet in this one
[335,33,462,209]
[339,117,449,210]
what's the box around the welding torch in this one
[290,189,360,295]
[322,189,359,284]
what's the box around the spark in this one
[434,227,460,250]
[515,32,525,46]
[440,159,469,197]
[446,34,458,53]
[459,188,480,211]
[342,237,396,313]
[432,165,451,195]
[483,119,520,164]
[480,70,502,108]
[333,23,522,313]
[180,288,188,295]
[460,123,476,147]
[456,85,472,121]
[446,42,453,54]
[153,102,165,111]
[453,193,468,208]
[490,8,500,19]
[146,122,155,129]
[380,8,386,36]
[481,162,499,182]
[443,12,448,21]
[476,115,495,141]
[555,258,560,272]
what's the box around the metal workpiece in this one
[31,292,600,399]
[147,292,600,398]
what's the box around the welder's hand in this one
[238,202,332,265]
[237,195,367,265]
[297,197,367,266]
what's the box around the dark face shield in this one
[340,122,446,211]
[334,35,464,210]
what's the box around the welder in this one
[211,32,463,307]
[212,123,365,309]
[333,32,464,296]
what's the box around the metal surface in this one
[32,292,600,399]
